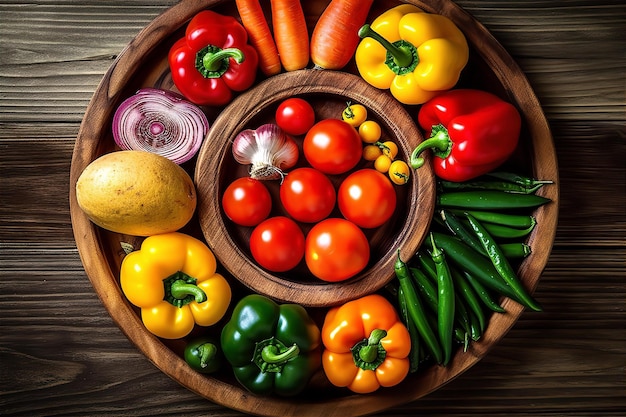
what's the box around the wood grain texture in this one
[67,0,559,413]
[1,0,624,416]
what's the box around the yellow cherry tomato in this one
[388,160,411,185]
[374,154,392,173]
[341,102,368,127]
[362,144,383,161]
[380,141,399,159]
[358,120,382,143]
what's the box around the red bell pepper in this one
[410,89,522,182]
[168,10,259,106]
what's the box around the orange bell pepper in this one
[321,294,411,393]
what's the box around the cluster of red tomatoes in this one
[222,98,403,282]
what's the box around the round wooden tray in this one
[69,0,559,416]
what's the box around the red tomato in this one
[305,218,370,282]
[303,119,362,175]
[275,97,316,136]
[222,177,272,227]
[338,168,397,228]
[250,216,305,272]
[280,167,336,223]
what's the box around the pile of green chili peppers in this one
[391,171,552,369]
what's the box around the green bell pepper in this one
[220,294,321,396]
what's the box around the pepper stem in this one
[196,45,245,78]
[410,124,453,169]
[359,329,388,363]
[429,233,444,264]
[261,343,300,364]
[358,24,417,71]
[170,279,207,304]
[253,337,300,373]
[351,329,388,370]
[163,271,207,308]
[196,342,218,369]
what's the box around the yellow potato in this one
[76,150,196,236]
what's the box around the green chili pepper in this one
[408,266,438,313]
[424,304,468,354]
[452,291,471,340]
[426,232,541,311]
[412,261,471,337]
[463,271,506,313]
[398,286,421,373]
[429,234,455,366]
[415,250,437,279]
[455,328,470,352]
[448,209,536,229]
[394,251,443,364]
[440,209,487,256]
[437,190,551,211]
[449,265,486,333]
[485,171,553,189]
[500,242,532,259]
[469,219,536,240]
[468,311,483,341]
[441,210,532,256]
[439,179,548,194]
[465,213,543,312]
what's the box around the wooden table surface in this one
[1,0,624,416]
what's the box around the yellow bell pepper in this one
[120,232,231,339]
[355,4,469,105]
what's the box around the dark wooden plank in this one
[0,127,77,242]
[0,1,176,123]
[550,123,626,246]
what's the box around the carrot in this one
[270,0,309,71]
[235,0,282,76]
[310,0,374,70]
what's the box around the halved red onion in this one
[112,88,209,164]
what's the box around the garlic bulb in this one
[232,123,299,180]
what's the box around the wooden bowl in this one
[69,0,559,416]
[195,69,434,307]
